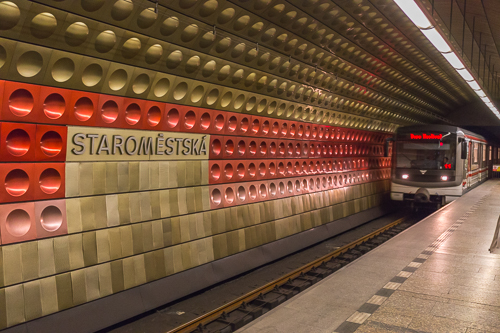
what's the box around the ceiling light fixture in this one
[393,0,499,117]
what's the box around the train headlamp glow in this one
[441,175,448,181]
[402,174,409,179]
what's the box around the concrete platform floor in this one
[237,180,500,333]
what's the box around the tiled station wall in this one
[0,0,397,329]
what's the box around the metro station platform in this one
[237,180,500,333]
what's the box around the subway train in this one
[388,125,495,208]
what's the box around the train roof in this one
[396,125,487,142]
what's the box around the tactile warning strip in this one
[333,195,488,333]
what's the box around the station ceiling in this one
[165,0,500,132]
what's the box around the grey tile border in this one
[332,194,489,333]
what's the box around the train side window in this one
[483,145,487,162]
[461,141,467,159]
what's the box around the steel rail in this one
[166,216,406,333]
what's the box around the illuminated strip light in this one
[393,0,499,118]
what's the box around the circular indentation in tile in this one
[185,55,201,74]
[234,94,245,109]
[211,163,221,180]
[181,24,199,42]
[231,43,246,59]
[108,69,128,91]
[200,0,218,17]
[206,88,219,105]
[211,188,221,205]
[125,103,141,125]
[101,100,119,123]
[121,37,142,59]
[224,163,233,180]
[161,16,179,36]
[221,91,232,108]
[218,65,231,81]
[40,131,63,157]
[166,50,183,69]
[234,15,250,31]
[214,114,224,131]
[259,184,267,198]
[5,169,29,196]
[212,138,222,156]
[190,85,205,103]
[248,22,264,36]
[95,30,116,53]
[111,0,134,21]
[82,63,103,87]
[6,209,31,237]
[6,128,31,157]
[145,44,163,64]
[225,187,235,204]
[30,12,57,39]
[173,82,188,100]
[200,112,211,130]
[237,186,246,201]
[81,0,105,11]
[269,4,285,17]
[74,97,93,122]
[65,22,89,46]
[132,73,150,95]
[215,37,231,53]
[43,93,65,120]
[199,31,216,48]
[227,116,237,132]
[147,106,161,127]
[202,60,216,77]
[254,0,272,10]
[184,110,196,129]
[257,99,267,113]
[166,108,179,128]
[218,7,235,24]
[9,89,34,117]
[0,45,6,69]
[17,51,43,78]
[245,96,256,111]
[0,1,20,30]
[245,73,256,87]
[137,7,157,29]
[240,117,250,134]
[40,206,63,232]
[51,57,75,83]
[261,28,276,42]
[249,184,257,199]
[39,168,61,195]
[153,78,170,97]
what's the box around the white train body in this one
[390,125,491,206]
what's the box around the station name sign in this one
[410,133,443,140]
[67,127,209,161]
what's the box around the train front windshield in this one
[396,134,457,170]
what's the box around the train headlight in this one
[441,175,448,181]
[402,174,409,179]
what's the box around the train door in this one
[466,140,472,189]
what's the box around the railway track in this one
[166,216,416,333]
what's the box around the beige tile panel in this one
[0,190,387,329]
[0,185,389,290]
[66,161,208,200]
